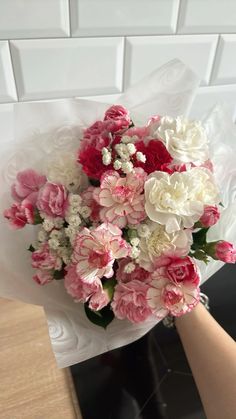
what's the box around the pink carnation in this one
[83,121,110,151]
[31,243,62,271]
[199,205,220,227]
[116,259,151,284]
[81,186,101,222]
[94,168,147,228]
[11,169,46,204]
[64,264,102,302]
[33,270,53,285]
[37,182,68,217]
[147,256,200,318]
[215,241,236,263]
[4,200,34,229]
[72,223,130,283]
[111,280,153,323]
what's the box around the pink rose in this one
[104,105,130,123]
[37,182,68,217]
[64,264,102,302]
[104,105,131,133]
[83,121,110,151]
[89,288,110,311]
[165,256,200,286]
[33,270,53,285]
[4,200,34,229]
[11,169,46,204]
[31,243,62,271]
[214,241,236,263]
[199,205,220,227]
[116,259,151,284]
[111,280,152,323]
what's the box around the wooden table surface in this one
[0,298,82,419]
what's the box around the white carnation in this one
[144,167,220,233]
[156,116,209,163]
[138,222,193,271]
[46,151,82,192]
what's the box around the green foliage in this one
[84,304,114,329]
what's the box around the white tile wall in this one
[124,35,218,88]
[211,35,236,85]
[0,0,70,39]
[10,38,124,100]
[0,0,235,119]
[178,1,236,34]
[70,0,179,36]
[0,42,17,103]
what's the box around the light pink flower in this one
[214,241,236,263]
[81,186,101,222]
[31,243,62,271]
[125,126,149,140]
[33,270,53,285]
[94,168,147,228]
[37,182,68,217]
[89,288,110,311]
[116,258,151,284]
[111,280,153,323]
[104,105,130,123]
[11,169,46,204]
[147,256,200,318]
[199,205,220,227]
[72,223,130,283]
[64,264,102,302]
[83,120,109,151]
[4,200,34,229]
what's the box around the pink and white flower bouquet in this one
[1,60,236,367]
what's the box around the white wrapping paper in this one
[0,60,236,368]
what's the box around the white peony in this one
[144,167,220,233]
[138,222,192,271]
[46,151,82,192]
[153,116,209,163]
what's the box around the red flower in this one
[78,145,113,180]
[134,140,173,174]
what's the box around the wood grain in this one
[0,298,82,419]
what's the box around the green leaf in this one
[53,269,65,280]
[191,249,209,264]
[89,178,100,187]
[33,209,43,225]
[103,278,117,300]
[84,304,114,329]
[28,244,35,252]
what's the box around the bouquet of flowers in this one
[1,60,236,367]
[4,104,236,329]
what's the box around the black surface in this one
[71,264,236,419]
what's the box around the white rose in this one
[46,151,82,192]
[144,168,220,233]
[155,116,209,163]
[138,222,192,271]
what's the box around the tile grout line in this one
[7,40,19,101]
[67,0,72,37]
[174,0,182,34]
[208,34,221,85]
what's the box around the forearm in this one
[175,303,236,419]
